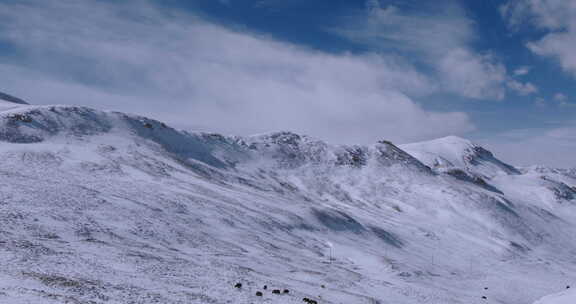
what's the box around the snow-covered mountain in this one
[0,98,575,304]
[401,135,520,179]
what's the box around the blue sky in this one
[0,0,575,166]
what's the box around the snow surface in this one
[0,99,28,112]
[0,103,575,304]
[534,289,576,304]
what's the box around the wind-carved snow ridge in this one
[0,102,576,304]
[243,131,431,172]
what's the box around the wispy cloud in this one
[513,66,531,76]
[0,0,473,144]
[531,93,572,108]
[554,93,567,102]
[553,92,575,107]
[507,79,538,96]
[481,123,576,167]
[333,0,509,100]
[438,49,507,100]
[502,0,576,77]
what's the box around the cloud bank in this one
[334,0,533,101]
[480,123,576,167]
[0,0,474,144]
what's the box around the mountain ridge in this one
[0,96,575,304]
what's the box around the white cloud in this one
[552,92,575,107]
[534,97,547,107]
[0,0,474,144]
[554,93,567,102]
[439,48,507,100]
[528,33,576,76]
[513,66,531,76]
[506,79,538,96]
[501,0,576,30]
[530,93,572,108]
[334,0,509,101]
[502,0,576,77]
[480,123,576,167]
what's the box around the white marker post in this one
[326,241,333,264]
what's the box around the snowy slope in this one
[0,91,29,112]
[0,102,576,304]
[534,289,576,304]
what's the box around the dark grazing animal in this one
[303,298,318,304]
[272,289,281,294]
[256,291,263,296]
[10,114,32,123]
[234,283,242,289]
[283,289,290,294]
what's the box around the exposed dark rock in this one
[312,208,364,233]
[369,226,404,248]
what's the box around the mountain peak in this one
[247,130,312,145]
[400,135,519,179]
[227,131,428,172]
[422,135,475,149]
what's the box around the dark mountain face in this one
[0,91,29,105]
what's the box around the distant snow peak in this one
[400,135,520,179]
